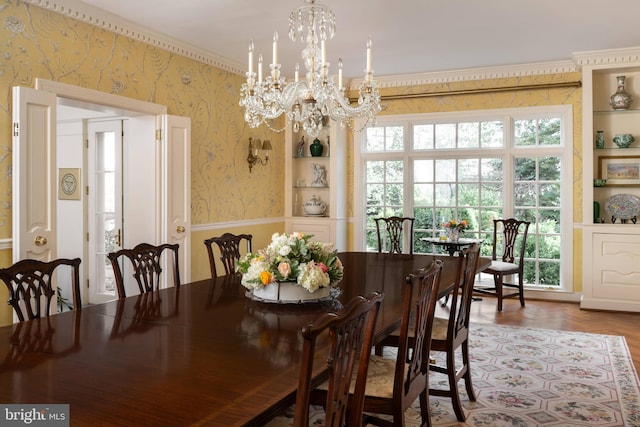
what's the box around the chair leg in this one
[518,273,525,307]
[495,274,504,312]
[461,340,476,401]
[446,348,466,422]
[419,390,431,427]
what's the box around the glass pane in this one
[481,182,503,205]
[539,209,560,232]
[386,161,404,182]
[459,183,479,205]
[539,183,560,207]
[514,157,536,181]
[458,122,479,148]
[539,156,561,180]
[435,183,456,206]
[386,126,404,151]
[539,118,561,146]
[434,123,456,149]
[365,127,384,151]
[514,183,537,206]
[96,132,116,171]
[386,184,404,205]
[414,183,434,205]
[481,158,503,181]
[538,261,560,286]
[414,124,434,150]
[481,121,504,147]
[366,183,384,206]
[366,161,384,182]
[414,160,433,182]
[514,119,537,146]
[435,159,456,181]
[413,207,434,229]
[459,158,479,181]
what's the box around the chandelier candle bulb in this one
[366,38,372,75]
[295,63,299,82]
[272,32,278,66]
[338,58,343,89]
[248,41,254,76]
[258,54,263,83]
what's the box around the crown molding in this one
[349,60,579,90]
[573,46,640,68]
[26,0,580,89]
[24,0,247,75]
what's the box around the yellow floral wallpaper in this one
[0,0,585,325]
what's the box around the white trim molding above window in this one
[353,105,573,293]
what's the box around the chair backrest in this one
[294,291,384,427]
[0,258,82,322]
[108,243,180,298]
[374,216,415,254]
[395,260,443,405]
[203,233,252,277]
[492,218,530,265]
[446,243,481,343]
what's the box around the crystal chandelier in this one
[239,0,381,137]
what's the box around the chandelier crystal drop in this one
[239,0,381,137]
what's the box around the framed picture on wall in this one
[58,168,81,200]
[599,156,640,186]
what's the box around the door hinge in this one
[156,129,162,140]
[86,279,90,289]
[13,122,18,137]
[86,232,89,242]
[85,186,89,196]
[85,138,89,148]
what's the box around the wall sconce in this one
[247,137,272,173]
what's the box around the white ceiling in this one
[65,0,640,80]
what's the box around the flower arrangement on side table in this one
[441,219,469,241]
[237,232,344,299]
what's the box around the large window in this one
[355,107,573,291]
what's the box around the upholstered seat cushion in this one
[430,316,449,341]
[486,260,518,273]
[316,355,406,399]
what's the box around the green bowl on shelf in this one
[593,179,607,187]
[613,134,635,148]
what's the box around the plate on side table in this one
[605,194,640,223]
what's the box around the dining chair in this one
[272,291,384,427]
[0,258,82,322]
[473,218,530,311]
[429,243,480,422]
[203,232,252,277]
[374,216,415,254]
[313,260,442,427]
[108,242,180,298]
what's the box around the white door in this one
[87,119,123,303]
[160,115,191,283]
[12,86,57,262]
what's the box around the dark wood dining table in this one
[0,252,489,426]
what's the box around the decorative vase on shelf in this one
[595,130,605,149]
[310,138,323,157]
[297,136,306,158]
[610,75,633,110]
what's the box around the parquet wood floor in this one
[437,297,640,374]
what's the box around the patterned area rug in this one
[266,323,640,426]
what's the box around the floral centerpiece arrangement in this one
[237,232,344,295]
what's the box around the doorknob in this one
[34,236,47,246]
[176,225,185,233]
